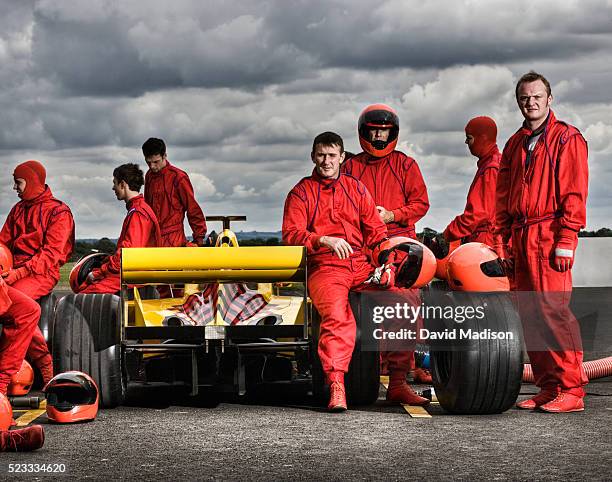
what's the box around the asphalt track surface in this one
[1,290,611,481]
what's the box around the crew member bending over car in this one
[283,132,428,412]
[142,138,207,247]
[443,116,501,247]
[76,163,160,294]
[0,160,75,384]
[495,71,589,413]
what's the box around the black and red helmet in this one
[69,253,109,293]
[373,237,436,289]
[43,371,99,423]
[358,104,400,157]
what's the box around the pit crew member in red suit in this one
[495,72,589,413]
[0,160,74,384]
[78,163,161,294]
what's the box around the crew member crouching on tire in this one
[76,163,161,294]
[442,116,501,247]
[283,132,428,412]
[0,160,75,385]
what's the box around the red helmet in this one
[358,104,399,157]
[69,253,109,293]
[43,371,99,423]
[8,359,34,396]
[373,237,437,289]
[0,242,12,273]
[446,242,510,292]
[0,392,13,430]
[435,240,460,281]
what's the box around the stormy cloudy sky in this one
[1,0,611,238]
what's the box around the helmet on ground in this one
[69,253,109,293]
[446,242,510,292]
[0,393,13,430]
[358,104,400,157]
[43,371,99,423]
[373,237,437,289]
[8,359,34,396]
[0,242,12,272]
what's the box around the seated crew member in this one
[0,160,75,384]
[77,163,160,294]
[283,131,428,412]
[142,138,207,247]
[442,116,501,246]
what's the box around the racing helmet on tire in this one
[69,253,109,293]
[43,371,99,423]
[8,359,34,396]
[373,237,437,289]
[446,242,510,292]
[358,104,400,157]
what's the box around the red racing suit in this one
[283,170,412,375]
[443,146,501,246]
[495,110,589,396]
[0,187,74,377]
[0,281,41,394]
[80,195,161,294]
[341,151,429,239]
[144,162,207,247]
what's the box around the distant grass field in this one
[58,262,75,290]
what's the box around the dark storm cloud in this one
[28,0,612,96]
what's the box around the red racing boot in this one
[327,372,347,412]
[538,392,584,413]
[386,372,429,406]
[33,355,54,385]
[0,425,45,452]
[516,390,558,410]
[412,368,433,384]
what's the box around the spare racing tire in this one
[426,291,523,414]
[37,293,57,350]
[52,293,125,408]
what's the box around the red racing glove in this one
[366,251,396,289]
[2,266,30,285]
[554,246,574,272]
[185,241,198,247]
[87,268,103,284]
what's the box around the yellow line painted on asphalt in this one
[381,376,433,417]
[14,400,46,427]
[402,405,432,418]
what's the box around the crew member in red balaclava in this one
[342,104,431,384]
[283,131,428,412]
[0,278,40,395]
[78,163,160,294]
[142,138,206,247]
[0,160,75,384]
[443,116,501,247]
[495,72,589,413]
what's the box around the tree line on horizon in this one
[70,227,612,262]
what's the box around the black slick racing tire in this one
[428,291,523,414]
[37,293,57,350]
[52,293,125,408]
